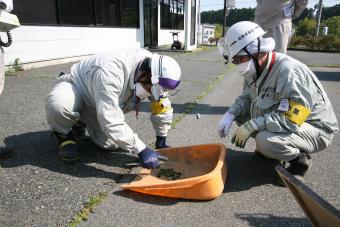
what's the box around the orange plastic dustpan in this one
[122,143,227,200]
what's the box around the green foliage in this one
[318,35,340,50]
[170,73,225,129]
[321,4,340,21]
[5,58,24,76]
[201,5,340,28]
[12,58,23,72]
[214,24,223,39]
[323,16,340,36]
[201,8,254,27]
[68,191,108,227]
[225,8,255,27]
[201,9,225,25]
[296,18,316,36]
[289,35,340,51]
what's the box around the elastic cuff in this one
[134,138,147,154]
[252,117,266,131]
[226,107,239,118]
[156,132,167,137]
[225,112,235,121]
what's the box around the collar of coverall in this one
[253,51,276,87]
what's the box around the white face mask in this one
[134,82,151,100]
[236,59,256,77]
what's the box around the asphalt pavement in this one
[0,48,339,226]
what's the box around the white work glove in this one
[218,112,235,138]
[231,119,258,148]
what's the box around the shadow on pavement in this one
[235,213,310,226]
[112,188,212,206]
[171,103,228,115]
[2,131,284,202]
[1,130,138,180]
[314,71,340,82]
[112,190,180,206]
[224,149,282,192]
[138,102,229,115]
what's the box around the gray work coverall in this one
[228,52,338,161]
[46,49,173,154]
[254,0,308,54]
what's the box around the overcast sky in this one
[200,0,339,12]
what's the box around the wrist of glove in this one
[138,147,160,169]
[155,136,169,149]
[231,119,258,148]
[218,112,235,138]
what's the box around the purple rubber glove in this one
[138,147,160,169]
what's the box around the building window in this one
[13,0,139,28]
[121,0,139,27]
[95,0,121,26]
[12,0,58,25]
[160,0,184,30]
[60,0,95,26]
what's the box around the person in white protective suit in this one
[254,0,308,54]
[45,49,181,168]
[217,21,338,182]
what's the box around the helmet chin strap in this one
[243,37,261,81]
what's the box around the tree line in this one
[202,4,340,51]
[201,4,340,27]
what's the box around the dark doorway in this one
[144,0,158,47]
[190,0,196,45]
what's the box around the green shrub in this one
[323,16,340,36]
[5,58,24,76]
[289,35,340,51]
[296,18,316,36]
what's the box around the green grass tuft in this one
[170,72,226,129]
[68,191,108,227]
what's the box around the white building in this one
[4,0,199,68]
[198,24,215,45]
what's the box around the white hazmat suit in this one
[46,49,174,154]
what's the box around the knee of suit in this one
[45,102,78,133]
[255,131,300,161]
[46,102,64,119]
[255,131,276,158]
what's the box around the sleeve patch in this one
[283,101,310,126]
[150,98,172,115]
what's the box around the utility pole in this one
[315,0,323,37]
[222,0,227,36]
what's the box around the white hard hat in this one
[150,54,181,100]
[224,21,266,59]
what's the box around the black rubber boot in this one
[286,152,312,177]
[275,153,312,187]
[53,131,79,163]
[0,147,14,160]
[254,150,266,159]
[72,120,87,137]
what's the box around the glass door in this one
[144,0,158,47]
[190,0,196,45]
